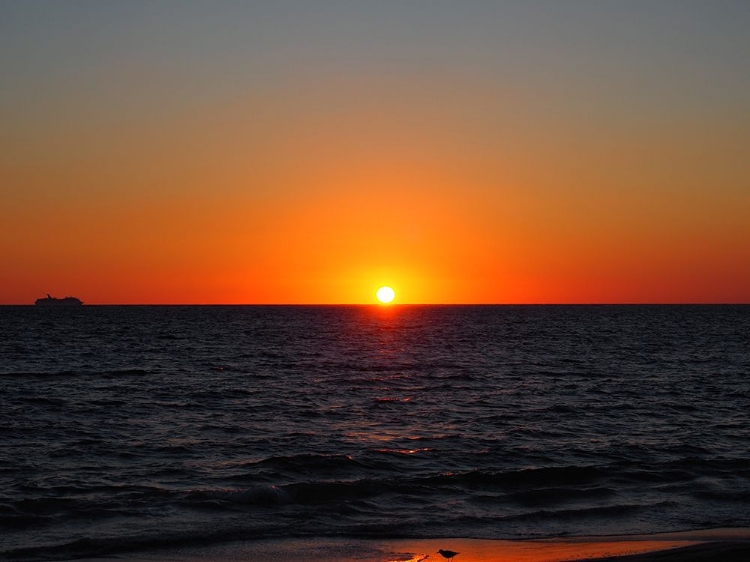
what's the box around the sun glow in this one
[376,286,396,304]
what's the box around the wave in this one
[247,453,363,473]
[180,466,620,509]
[185,485,292,506]
[506,500,678,522]
[0,371,78,378]
[0,529,256,562]
[0,368,150,378]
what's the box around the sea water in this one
[1,305,749,560]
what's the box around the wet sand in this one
[78,528,750,562]
[586,542,750,562]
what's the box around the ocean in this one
[1,305,749,561]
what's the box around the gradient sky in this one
[2,1,749,304]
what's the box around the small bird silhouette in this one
[438,549,459,560]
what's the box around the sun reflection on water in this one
[387,555,429,562]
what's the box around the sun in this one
[376,286,396,304]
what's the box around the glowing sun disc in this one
[376,286,396,304]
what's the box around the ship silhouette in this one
[35,294,84,306]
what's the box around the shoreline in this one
[69,529,750,562]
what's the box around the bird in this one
[438,549,459,560]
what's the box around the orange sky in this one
[2,3,749,304]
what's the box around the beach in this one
[72,529,750,562]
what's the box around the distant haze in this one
[2,1,749,304]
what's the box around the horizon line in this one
[4,302,750,306]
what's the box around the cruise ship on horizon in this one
[35,294,84,306]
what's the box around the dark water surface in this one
[1,305,749,560]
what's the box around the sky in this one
[1,1,749,304]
